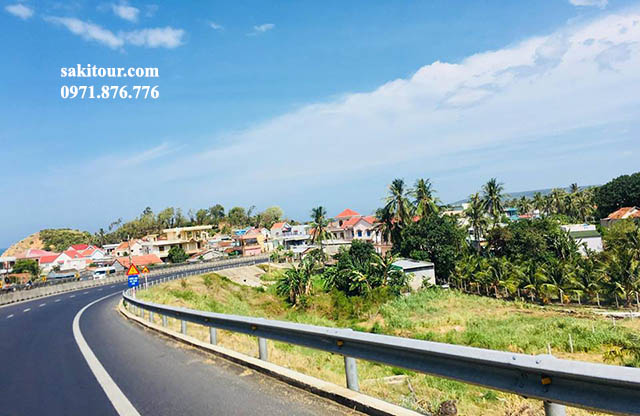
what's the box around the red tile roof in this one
[607,206,640,219]
[17,249,58,259]
[63,250,84,259]
[341,216,362,228]
[39,255,59,264]
[363,215,377,225]
[70,244,89,251]
[114,255,162,268]
[271,222,287,230]
[336,209,360,218]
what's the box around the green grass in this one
[138,272,638,415]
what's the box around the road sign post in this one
[127,264,140,288]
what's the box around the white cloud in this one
[111,2,139,22]
[29,10,640,222]
[45,16,185,49]
[123,27,185,48]
[45,16,124,49]
[5,3,34,20]
[249,23,274,35]
[569,0,608,9]
[208,21,223,30]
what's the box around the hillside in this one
[2,228,92,257]
[1,232,45,257]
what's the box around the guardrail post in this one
[149,311,154,323]
[544,402,566,416]
[258,337,268,361]
[209,327,218,345]
[162,315,168,327]
[344,356,359,392]
[181,320,187,335]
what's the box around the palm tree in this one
[569,183,579,194]
[374,207,394,245]
[465,193,488,253]
[533,192,545,215]
[550,188,566,215]
[412,178,440,217]
[478,257,520,297]
[384,178,412,245]
[482,178,505,225]
[603,247,640,306]
[370,252,405,288]
[516,196,532,215]
[519,260,548,303]
[310,206,330,253]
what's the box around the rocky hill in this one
[1,232,45,257]
[2,229,93,257]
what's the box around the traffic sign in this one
[141,266,150,274]
[126,264,140,276]
[128,274,139,288]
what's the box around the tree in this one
[482,178,505,224]
[310,206,330,251]
[396,213,466,283]
[208,204,225,225]
[167,246,188,263]
[412,178,440,217]
[594,171,640,219]
[516,196,532,215]
[384,178,412,229]
[277,257,317,305]
[12,259,39,277]
[465,192,488,253]
[227,207,248,227]
[533,192,545,214]
[374,206,394,245]
[259,206,284,228]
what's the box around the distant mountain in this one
[449,185,597,206]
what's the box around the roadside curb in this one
[118,301,420,416]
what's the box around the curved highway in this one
[0,279,359,415]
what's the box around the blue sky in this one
[1,0,640,247]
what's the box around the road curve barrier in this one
[123,274,640,416]
[0,255,269,306]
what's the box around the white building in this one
[561,224,603,255]
[392,258,436,290]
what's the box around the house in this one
[141,225,212,260]
[187,249,225,262]
[102,243,120,256]
[600,207,640,228]
[270,222,290,239]
[269,222,311,249]
[392,258,436,290]
[69,244,90,251]
[54,250,90,271]
[111,254,163,272]
[327,209,383,250]
[232,228,266,256]
[0,256,16,276]
[80,247,106,261]
[114,240,144,258]
[561,224,603,254]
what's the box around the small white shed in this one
[392,258,436,290]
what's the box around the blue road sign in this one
[128,274,139,288]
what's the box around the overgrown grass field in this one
[137,271,639,415]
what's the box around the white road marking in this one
[73,293,140,416]
[70,295,76,298]
[6,314,14,319]
[39,303,46,307]
[83,292,89,294]
[55,299,61,302]
[23,308,30,312]
[98,288,102,291]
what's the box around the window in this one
[366,230,371,237]
[357,230,362,237]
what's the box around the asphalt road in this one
[0,280,359,415]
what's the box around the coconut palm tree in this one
[384,178,412,228]
[465,193,488,253]
[532,192,545,215]
[550,188,566,215]
[276,257,317,305]
[482,178,505,225]
[310,206,330,253]
[569,183,579,194]
[412,178,440,217]
[478,257,520,297]
[516,196,532,215]
[374,206,394,245]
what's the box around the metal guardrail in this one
[123,271,640,416]
[0,255,269,305]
